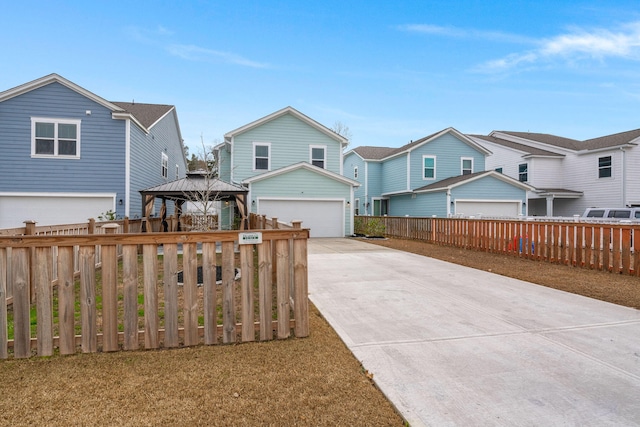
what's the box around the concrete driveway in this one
[308,238,640,426]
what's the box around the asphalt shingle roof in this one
[470,134,563,157]
[112,102,174,129]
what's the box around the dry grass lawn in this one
[0,304,404,426]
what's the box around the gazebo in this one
[139,170,249,231]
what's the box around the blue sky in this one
[3,1,640,152]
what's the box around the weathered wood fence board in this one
[357,216,640,276]
[0,224,309,360]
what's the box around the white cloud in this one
[166,44,269,68]
[477,21,640,73]
[398,24,537,44]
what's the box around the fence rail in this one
[0,223,309,359]
[356,216,640,275]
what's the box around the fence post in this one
[88,218,96,234]
[0,247,7,359]
[24,220,36,304]
[102,224,120,352]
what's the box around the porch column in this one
[546,196,554,216]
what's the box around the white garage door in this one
[455,200,520,218]
[259,199,343,238]
[0,194,115,229]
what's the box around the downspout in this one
[446,190,452,217]
[365,162,369,215]
[125,118,131,217]
[621,147,627,206]
[406,153,411,191]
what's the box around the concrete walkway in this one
[308,238,640,426]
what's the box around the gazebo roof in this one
[140,171,248,201]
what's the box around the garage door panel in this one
[259,199,343,238]
[0,195,114,229]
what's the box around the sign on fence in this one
[239,232,263,245]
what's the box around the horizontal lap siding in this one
[130,111,184,218]
[344,152,366,211]
[452,176,526,200]
[0,83,125,196]
[381,155,407,194]
[409,134,486,188]
[232,114,343,182]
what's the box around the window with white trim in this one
[31,118,81,158]
[161,152,168,178]
[598,156,612,178]
[175,164,179,180]
[423,155,436,180]
[461,157,473,175]
[254,142,270,170]
[310,145,326,168]
[518,163,528,182]
[354,198,360,215]
[354,166,358,179]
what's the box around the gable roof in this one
[494,131,581,150]
[349,127,492,163]
[224,106,348,146]
[581,128,640,151]
[0,73,179,134]
[386,127,492,159]
[349,146,398,160]
[469,134,564,157]
[0,73,122,111]
[112,102,175,130]
[414,170,533,193]
[242,161,360,187]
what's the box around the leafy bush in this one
[354,217,386,237]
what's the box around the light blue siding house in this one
[344,127,532,218]
[0,74,187,228]
[216,107,359,237]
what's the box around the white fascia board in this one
[224,106,348,145]
[576,144,636,155]
[242,162,360,187]
[112,112,149,134]
[0,73,122,112]
[490,131,575,155]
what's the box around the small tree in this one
[332,121,353,147]
[183,136,222,231]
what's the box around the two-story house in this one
[344,128,532,218]
[470,129,640,216]
[215,107,360,237]
[0,74,187,229]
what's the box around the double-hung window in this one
[354,166,358,179]
[461,157,473,175]
[310,145,326,168]
[518,163,528,182]
[598,156,612,178]
[161,152,168,178]
[254,142,270,171]
[423,156,436,180]
[31,118,81,158]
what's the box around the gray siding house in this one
[0,74,187,228]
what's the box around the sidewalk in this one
[308,238,640,426]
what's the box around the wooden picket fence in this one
[357,216,640,275]
[0,225,309,359]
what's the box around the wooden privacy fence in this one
[0,227,309,359]
[357,216,640,275]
